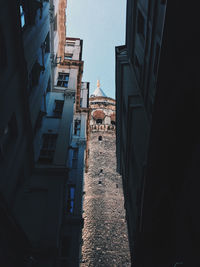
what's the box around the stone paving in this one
[81,132,131,267]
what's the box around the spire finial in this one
[97,80,100,88]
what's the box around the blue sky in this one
[66,0,126,99]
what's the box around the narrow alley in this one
[1,1,199,266]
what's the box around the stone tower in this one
[81,82,130,266]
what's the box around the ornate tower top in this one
[89,81,116,132]
[90,80,107,98]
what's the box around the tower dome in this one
[90,80,107,97]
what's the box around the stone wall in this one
[81,131,131,266]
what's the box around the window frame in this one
[74,119,81,136]
[66,185,76,214]
[57,73,69,88]
[66,41,75,47]
[64,53,73,60]
[53,100,64,117]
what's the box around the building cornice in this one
[89,96,116,102]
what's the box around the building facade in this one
[1,1,53,265]
[0,1,88,266]
[116,1,166,262]
[116,1,200,266]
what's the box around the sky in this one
[66,0,127,99]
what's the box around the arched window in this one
[96,119,102,124]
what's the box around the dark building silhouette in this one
[0,1,89,266]
[116,1,199,266]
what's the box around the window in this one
[53,100,64,117]
[38,134,57,163]
[154,43,160,76]
[57,73,69,87]
[74,120,81,136]
[72,148,78,168]
[98,136,102,141]
[66,185,75,213]
[111,121,116,125]
[66,41,75,47]
[20,4,26,28]
[96,119,102,124]
[137,9,145,38]
[64,53,73,60]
